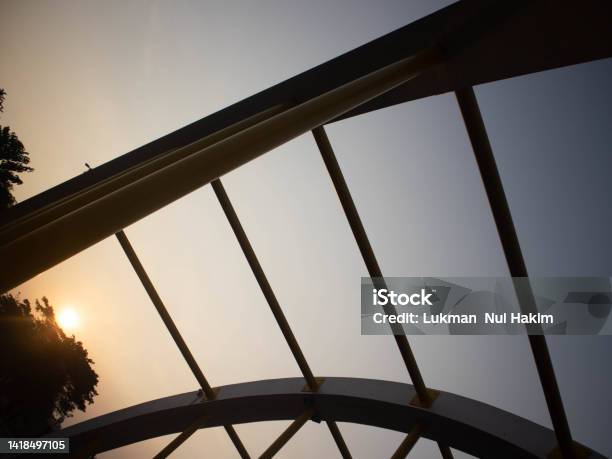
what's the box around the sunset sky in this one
[2,1,612,457]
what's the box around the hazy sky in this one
[2,1,611,458]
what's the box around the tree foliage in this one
[0,294,99,436]
[0,88,33,209]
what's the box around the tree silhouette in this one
[0,294,99,436]
[0,88,33,209]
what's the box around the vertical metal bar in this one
[224,425,251,459]
[325,420,352,458]
[259,409,314,459]
[153,413,207,459]
[455,86,575,459]
[311,126,453,459]
[438,444,453,459]
[115,230,250,459]
[115,230,214,396]
[211,179,352,458]
[211,179,317,388]
[390,424,423,459]
[311,126,429,401]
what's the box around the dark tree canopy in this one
[0,294,99,436]
[0,88,33,209]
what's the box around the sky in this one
[1,0,612,457]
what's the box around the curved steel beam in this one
[4,0,611,231]
[0,47,440,293]
[48,377,603,458]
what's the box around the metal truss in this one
[3,1,612,458]
[37,378,606,459]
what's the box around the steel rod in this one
[1,46,441,293]
[115,230,214,396]
[115,230,250,459]
[390,424,423,459]
[153,413,208,459]
[224,425,251,459]
[325,420,352,459]
[211,178,352,458]
[311,126,428,401]
[455,86,575,459]
[211,179,318,389]
[259,408,314,459]
[311,126,453,459]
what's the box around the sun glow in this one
[57,307,80,331]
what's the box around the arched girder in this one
[49,377,603,458]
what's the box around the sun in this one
[56,307,80,331]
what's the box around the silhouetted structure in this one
[1,1,611,458]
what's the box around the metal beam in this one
[390,424,423,459]
[311,126,453,459]
[43,377,604,459]
[5,0,610,230]
[0,46,441,293]
[115,230,214,396]
[211,178,351,458]
[325,420,352,459]
[259,408,314,459]
[153,413,208,459]
[211,179,318,389]
[455,86,576,459]
[0,105,284,249]
[114,230,250,458]
[311,126,428,401]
